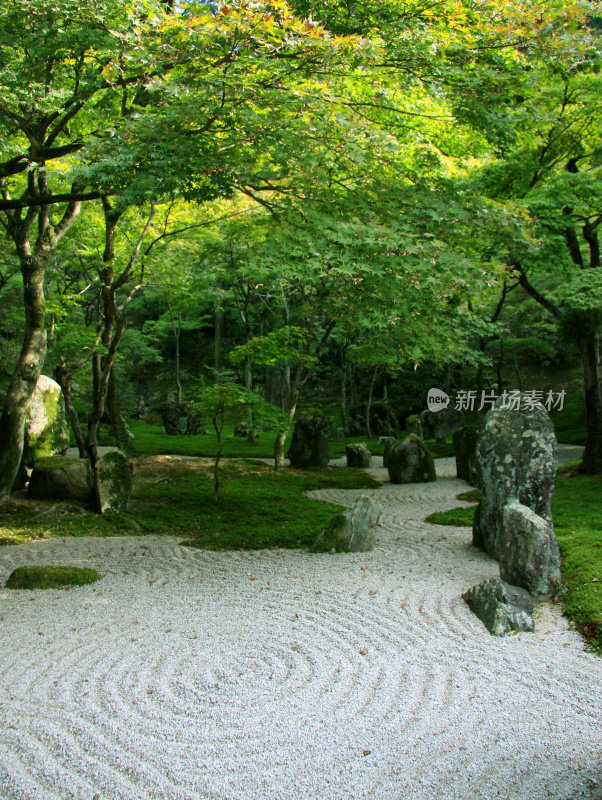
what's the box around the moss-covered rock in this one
[312,495,382,553]
[287,414,330,468]
[94,449,133,513]
[6,565,100,590]
[23,375,69,466]
[453,424,479,486]
[388,435,436,484]
[28,456,93,502]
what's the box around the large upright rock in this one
[500,502,563,597]
[94,450,133,513]
[380,437,397,468]
[23,375,69,466]
[473,398,557,559]
[287,414,330,468]
[453,424,479,486]
[387,434,436,484]
[420,407,464,441]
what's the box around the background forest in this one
[1,0,601,492]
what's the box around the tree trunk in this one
[366,366,378,438]
[167,302,182,403]
[577,333,602,474]
[54,358,86,458]
[341,361,349,434]
[107,369,136,456]
[274,365,304,470]
[214,307,225,371]
[0,255,47,503]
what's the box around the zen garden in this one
[0,1,601,799]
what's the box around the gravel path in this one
[0,454,600,800]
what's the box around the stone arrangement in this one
[387,434,436,484]
[472,398,557,560]
[464,397,563,636]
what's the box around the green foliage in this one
[6,565,100,590]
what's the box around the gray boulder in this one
[500,501,563,597]
[287,414,330,468]
[388,435,436,484]
[463,577,535,636]
[473,398,557,559]
[345,443,371,468]
[23,375,69,466]
[94,450,133,513]
[312,495,382,553]
[453,424,479,486]
[28,456,93,503]
[380,437,397,468]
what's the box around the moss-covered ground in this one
[0,457,380,551]
[6,565,100,589]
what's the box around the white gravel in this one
[0,454,600,800]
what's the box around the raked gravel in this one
[0,454,600,800]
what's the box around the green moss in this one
[426,506,476,526]
[311,513,348,553]
[457,489,481,502]
[6,565,100,590]
[34,456,83,471]
[406,414,419,424]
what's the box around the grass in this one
[125,419,453,461]
[1,457,380,551]
[5,565,100,590]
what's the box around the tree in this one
[0,0,357,501]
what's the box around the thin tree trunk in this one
[577,333,602,474]
[107,369,136,456]
[167,302,182,403]
[274,365,305,470]
[341,360,349,434]
[366,366,378,438]
[54,358,86,458]
[214,307,225,371]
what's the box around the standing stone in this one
[453,424,479,486]
[380,437,397,468]
[388,434,436,484]
[345,443,371,468]
[312,495,383,553]
[287,414,330,468]
[23,375,69,466]
[473,398,558,559]
[28,456,93,503]
[500,501,563,597]
[94,450,133,513]
[463,577,535,636]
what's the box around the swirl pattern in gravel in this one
[0,457,600,800]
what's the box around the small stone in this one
[463,577,535,636]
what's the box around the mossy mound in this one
[6,565,101,590]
